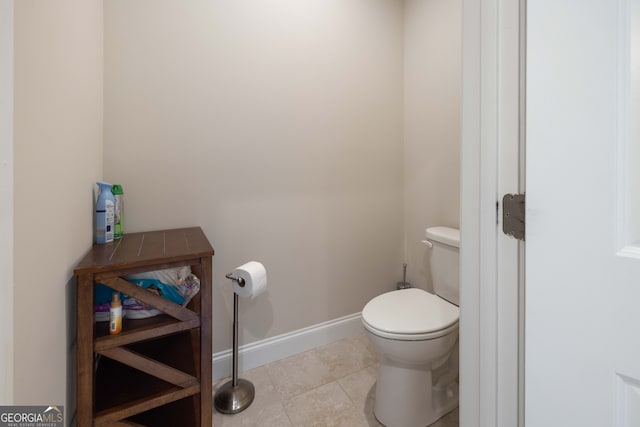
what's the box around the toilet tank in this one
[425,226,460,306]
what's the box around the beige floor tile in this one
[213,401,292,427]
[314,338,369,380]
[361,393,385,427]
[337,365,377,405]
[284,382,366,427]
[212,339,458,427]
[213,366,287,426]
[337,365,384,426]
[266,350,334,400]
[349,333,379,367]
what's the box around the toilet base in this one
[373,360,458,427]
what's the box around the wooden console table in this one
[74,227,214,426]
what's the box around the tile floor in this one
[213,333,459,427]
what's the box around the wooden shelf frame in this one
[74,227,214,427]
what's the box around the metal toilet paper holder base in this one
[213,274,255,414]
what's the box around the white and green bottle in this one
[111,184,124,239]
[95,181,115,244]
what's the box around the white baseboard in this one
[213,312,363,381]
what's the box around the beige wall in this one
[403,0,461,291]
[7,0,461,412]
[1,0,14,404]
[103,0,405,352]
[13,0,103,412]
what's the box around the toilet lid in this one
[362,288,459,336]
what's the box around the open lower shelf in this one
[117,396,200,427]
[95,383,199,426]
[94,333,201,426]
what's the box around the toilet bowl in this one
[362,226,460,427]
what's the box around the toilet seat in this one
[362,288,459,341]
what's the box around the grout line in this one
[335,378,358,407]
[281,396,295,427]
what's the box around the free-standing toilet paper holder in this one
[213,274,255,414]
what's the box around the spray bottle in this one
[95,181,115,244]
[111,184,124,239]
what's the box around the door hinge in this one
[502,193,525,241]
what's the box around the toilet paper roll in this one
[231,261,267,298]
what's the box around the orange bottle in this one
[109,292,122,334]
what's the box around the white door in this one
[526,0,640,426]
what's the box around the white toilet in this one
[362,226,460,427]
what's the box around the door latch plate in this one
[502,193,525,241]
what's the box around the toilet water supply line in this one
[398,263,414,290]
[397,240,433,290]
[397,240,432,290]
[394,240,435,292]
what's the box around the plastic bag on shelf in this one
[94,266,201,321]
